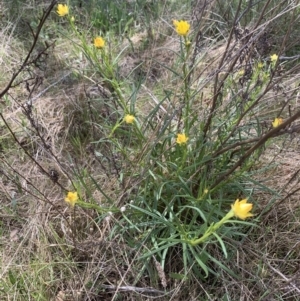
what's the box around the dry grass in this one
[1,1,300,300]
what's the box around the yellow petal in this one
[124,114,135,124]
[65,191,78,207]
[94,37,105,49]
[57,4,69,17]
[272,117,283,128]
[231,199,253,220]
[176,133,188,145]
[173,20,190,36]
[270,54,278,62]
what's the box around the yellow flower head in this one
[176,133,188,145]
[173,20,190,36]
[231,199,253,220]
[94,37,105,49]
[57,4,69,17]
[270,54,278,63]
[124,114,135,124]
[272,117,283,128]
[257,62,264,69]
[238,69,245,76]
[65,191,78,207]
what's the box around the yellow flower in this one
[272,117,283,128]
[257,62,264,69]
[124,114,135,124]
[270,54,278,63]
[231,199,253,220]
[94,37,105,49]
[238,69,245,76]
[65,191,78,207]
[173,20,190,36]
[57,4,69,17]
[176,133,188,145]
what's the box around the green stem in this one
[189,210,235,246]
[76,200,119,214]
[108,121,122,138]
[182,36,190,132]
